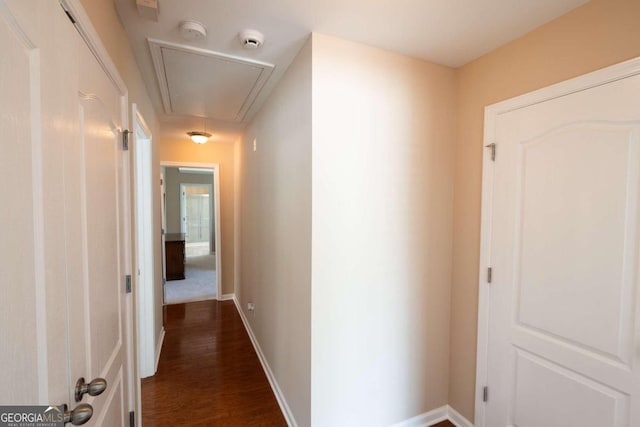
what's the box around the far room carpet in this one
[164,254,216,304]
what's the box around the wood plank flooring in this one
[141,299,456,427]
[142,300,286,426]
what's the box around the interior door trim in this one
[160,161,223,301]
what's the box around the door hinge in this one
[483,386,489,402]
[125,274,132,294]
[485,143,496,161]
[129,411,135,427]
[487,267,493,284]
[122,129,131,151]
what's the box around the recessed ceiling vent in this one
[148,39,274,122]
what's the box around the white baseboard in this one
[154,327,165,373]
[446,405,474,427]
[393,405,474,427]
[392,405,448,427]
[232,296,297,427]
[219,293,235,301]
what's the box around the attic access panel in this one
[148,39,274,122]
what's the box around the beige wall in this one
[450,0,640,421]
[311,33,456,425]
[78,0,165,361]
[238,39,312,425]
[159,140,236,295]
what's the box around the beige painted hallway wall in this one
[311,33,456,426]
[238,39,312,426]
[159,139,236,295]
[450,0,640,420]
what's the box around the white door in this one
[0,0,70,407]
[480,64,640,427]
[0,1,132,424]
[64,21,131,425]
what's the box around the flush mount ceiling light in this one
[179,20,207,41]
[238,29,264,49]
[188,117,211,144]
[187,131,211,144]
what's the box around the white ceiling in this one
[115,0,589,144]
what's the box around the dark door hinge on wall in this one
[122,129,131,151]
[485,143,496,161]
[483,386,489,402]
[487,267,493,284]
[125,275,132,294]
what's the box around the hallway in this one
[142,300,286,426]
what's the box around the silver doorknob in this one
[75,377,107,402]
[63,403,93,425]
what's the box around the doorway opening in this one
[160,163,222,305]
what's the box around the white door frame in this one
[132,104,156,382]
[161,161,222,300]
[59,0,138,424]
[475,56,640,426]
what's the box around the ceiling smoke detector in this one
[179,20,207,41]
[238,29,264,49]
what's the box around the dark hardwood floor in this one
[142,300,286,426]
[142,299,457,427]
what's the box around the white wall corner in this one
[154,327,165,373]
[446,405,474,427]
[232,296,298,427]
